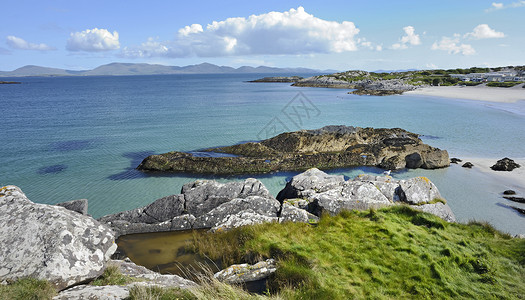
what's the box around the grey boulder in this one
[0,186,116,290]
[214,259,277,284]
[56,199,88,215]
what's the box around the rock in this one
[214,259,277,284]
[450,158,462,164]
[182,178,271,216]
[54,259,196,299]
[292,76,355,88]
[503,190,516,195]
[509,206,525,215]
[0,186,116,290]
[137,126,449,174]
[491,158,521,171]
[462,162,474,168]
[0,81,21,84]
[276,169,455,222]
[99,194,185,225]
[280,203,319,223]
[53,285,129,300]
[249,76,303,83]
[413,202,456,223]
[398,177,443,205]
[111,259,196,288]
[276,168,345,201]
[503,196,525,204]
[210,211,279,232]
[56,199,88,215]
[194,196,280,229]
[104,214,195,238]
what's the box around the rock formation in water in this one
[99,168,455,237]
[491,157,521,171]
[249,76,304,83]
[137,125,449,175]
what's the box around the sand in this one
[456,157,525,192]
[404,84,525,103]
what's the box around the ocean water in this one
[1,74,524,235]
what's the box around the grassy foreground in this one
[191,206,525,299]
[1,206,523,299]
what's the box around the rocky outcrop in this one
[99,178,280,237]
[0,81,21,84]
[292,75,417,95]
[276,169,456,222]
[490,158,521,171]
[0,186,116,290]
[137,125,449,175]
[462,162,474,168]
[54,259,196,299]
[214,259,277,284]
[56,199,88,215]
[249,76,303,83]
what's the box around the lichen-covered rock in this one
[0,186,116,290]
[182,178,271,216]
[214,259,277,283]
[53,285,129,300]
[280,204,319,223]
[103,214,195,238]
[194,196,280,229]
[56,199,88,215]
[210,211,278,232]
[110,259,197,288]
[277,169,455,222]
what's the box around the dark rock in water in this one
[56,199,88,215]
[450,158,462,164]
[137,125,449,174]
[503,190,516,195]
[37,164,67,174]
[0,81,21,84]
[509,206,525,215]
[0,186,116,290]
[249,76,303,83]
[503,196,525,203]
[491,158,521,171]
[462,162,474,168]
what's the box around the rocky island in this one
[137,125,449,174]
[248,76,303,83]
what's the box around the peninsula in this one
[137,125,449,174]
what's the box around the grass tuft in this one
[0,278,56,300]
[90,264,138,286]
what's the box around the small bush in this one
[487,82,522,88]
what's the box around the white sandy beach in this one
[405,84,525,103]
[457,157,525,192]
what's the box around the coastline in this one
[404,85,525,103]
[456,157,525,192]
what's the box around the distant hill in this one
[0,62,332,77]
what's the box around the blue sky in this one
[1,0,523,71]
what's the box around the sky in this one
[1,0,524,71]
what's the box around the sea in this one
[1,74,524,235]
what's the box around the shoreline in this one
[454,157,525,192]
[404,85,525,103]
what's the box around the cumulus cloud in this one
[6,35,55,51]
[391,26,421,50]
[67,28,120,52]
[464,24,505,39]
[431,34,475,55]
[122,7,360,58]
[492,2,504,9]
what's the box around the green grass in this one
[90,264,139,286]
[486,82,522,88]
[0,278,56,300]
[190,206,525,299]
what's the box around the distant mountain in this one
[0,62,330,77]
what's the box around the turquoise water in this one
[1,74,524,234]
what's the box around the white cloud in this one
[122,7,360,58]
[6,35,55,51]
[431,35,475,55]
[391,26,421,50]
[486,1,525,11]
[464,24,504,39]
[67,28,120,52]
[492,2,504,9]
